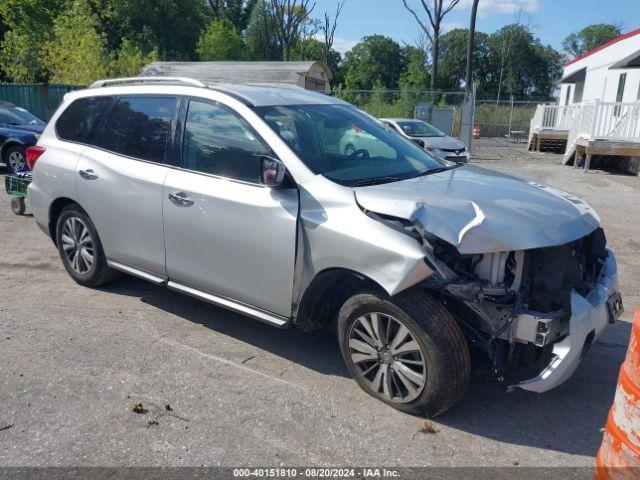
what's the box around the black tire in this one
[338,290,470,418]
[11,197,26,215]
[4,145,26,173]
[344,143,355,156]
[55,204,117,287]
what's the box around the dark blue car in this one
[0,101,46,173]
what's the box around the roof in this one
[208,83,346,107]
[140,61,332,85]
[564,28,640,67]
[610,50,640,69]
[560,67,587,83]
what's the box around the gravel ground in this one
[0,140,637,468]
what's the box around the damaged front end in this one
[362,203,621,394]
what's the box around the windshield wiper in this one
[351,176,404,187]
[416,166,457,177]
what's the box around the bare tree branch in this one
[401,0,461,88]
[320,0,345,65]
[271,0,316,61]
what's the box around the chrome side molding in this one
[167,281,290,328]
[106,260,166,284]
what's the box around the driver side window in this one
[182,100,270,183]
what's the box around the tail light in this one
[26,145,45,170]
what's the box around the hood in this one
[354,165,600,254]
[411,135,465,151]
[8,123,45,134]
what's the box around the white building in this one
[529,29,640,174]
[559,29,640,106]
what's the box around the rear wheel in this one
[55,205,117,287]
[338,290,470,417]
[10,197,26,215]
[4,146,26,173]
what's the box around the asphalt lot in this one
[0,139,638,467]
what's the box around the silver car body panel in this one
[291,174,434,313]
[76,146,170,277]
[163,168,299,317]
[354,165,601,254]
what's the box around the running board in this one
[107,260,166,284]
[167,281,290,329]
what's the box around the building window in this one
[614,73,627,116]
[564,85,572,105]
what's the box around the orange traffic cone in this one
[595,309,640,480]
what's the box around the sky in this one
[312,0,640,55]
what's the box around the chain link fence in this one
[474,98,543,139]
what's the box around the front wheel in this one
[338,290,470,417]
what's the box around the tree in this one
[197,18,245,60]
[109,39,158,78]
[205,0,258,33]
[290,37,341,75]
[94,0,208,60]
[398,45,429,90]
[0,0,66,81]
[562,23,621,59]
[43,0,107,85]
[320,0,345,68]
[271,0,317,61]
[483,24,562,100]
[438,28,488,90]
[342,35,404,89]
[401,0,461,89]
[245,0,280,60]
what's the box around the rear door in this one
[76,95,179,277]
[163,98,298,317]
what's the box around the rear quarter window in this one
[98,96,177,163]
[56,96,114,143]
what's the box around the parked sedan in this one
[339,124,396,159]
[0,101,46,172]
[381,118,468,163]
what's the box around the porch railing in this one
[530,101,640,149]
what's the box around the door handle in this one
[79,169,98,180]
[168,192,195,207]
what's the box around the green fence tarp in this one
[0,84,82,120]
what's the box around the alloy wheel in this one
[8,150,25,171]
[61,217,95,274]
[348,312,427,403]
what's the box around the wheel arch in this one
[294,267,387,333]
[49,197,83,245]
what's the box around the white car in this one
[381,118,469,163]
[339,125,396,159]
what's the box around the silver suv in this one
[28,77,623,417]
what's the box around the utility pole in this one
[465,0,479,93]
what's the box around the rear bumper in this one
[514,248,619,393]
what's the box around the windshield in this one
[254,104,447,186]
[397,120,445,137]
[0,106,45,125]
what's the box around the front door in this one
[163,99,298,317]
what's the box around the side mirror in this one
[260,156,286,187]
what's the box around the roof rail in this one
[89,76,206,89]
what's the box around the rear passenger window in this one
[56,96,114,143]
[182,100,269,183]
[100,96,176,163]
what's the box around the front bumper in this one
[514,249,619,393]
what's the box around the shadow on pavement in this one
[103,275,631,458]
